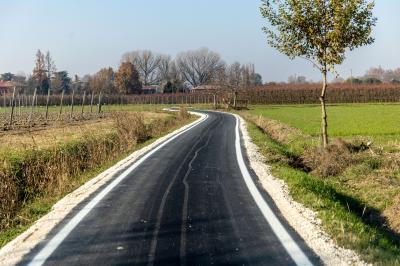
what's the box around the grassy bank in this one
[240,103,400,264]
[0,108,194,247]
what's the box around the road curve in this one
[21,111,320,266]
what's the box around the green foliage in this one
[260,0,377,72]
[163,81,176,93]
[52,71,71,94]
[346,77,363,84]
[0,72,15,81]
[363,77,382,84]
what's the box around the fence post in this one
[3,93,6,117]
[60,90,64,115]
[81,91,86,116]
[45,87,51,122]
[90,92,94,113]
[29,88,37,126]
[70,89,75,119]
[9,87,16,127]
[18,93,21,117]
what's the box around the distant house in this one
[142,85,162,94]
[0,80,15,95]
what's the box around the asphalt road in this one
[22,111,320,266]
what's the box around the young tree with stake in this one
[260,0,376,147]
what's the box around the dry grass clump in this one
[302,139,354,177]
[255,115,302,144]
[113,112,149,145]
[178,106,191,120]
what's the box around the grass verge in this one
[245,118,400,265]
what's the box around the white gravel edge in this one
[236,114,369,266]
[0,113,204,266]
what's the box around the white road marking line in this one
[27,113,208,266]
[233,114,313,266]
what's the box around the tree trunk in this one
[320,71,328,148]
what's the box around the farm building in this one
[0,80,15,95]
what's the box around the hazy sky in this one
[1,0,399,82]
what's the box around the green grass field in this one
[249,103,400,138]
[242,103,400,264]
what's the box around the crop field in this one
[249,103,400,147]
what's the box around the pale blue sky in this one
[0,0,399,82]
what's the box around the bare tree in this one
[176,48,225,87]
[121,50,163,85]
[157,55,173,84]
[32,49,48,94]
[227,62,242,87]
[45,51,57,89]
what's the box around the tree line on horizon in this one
[0,48,263,95]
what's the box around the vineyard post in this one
[18,93,21,117]
[59,90,64,115]
[29,88,37,126]
[9,87,16,127]
[90,92,94,113]
[213,93,217,109]
[97,92,102,114]
[3,93,6,114]
[81,91,86,116]
[70,89,75,120]
[45,87,50,122]
[34,92,38,109]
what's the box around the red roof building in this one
[0,81,15,95]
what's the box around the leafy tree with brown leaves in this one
[260,0,376,147]
[115,62,142,94]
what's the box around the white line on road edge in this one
[27,113,208,266]
[233,114,313,266]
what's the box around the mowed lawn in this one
[249,103,400,140]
